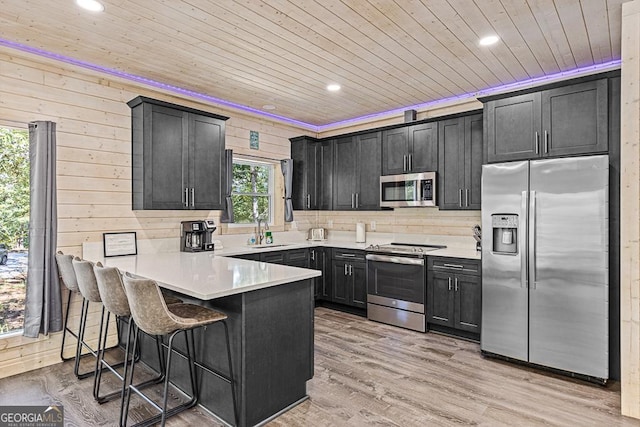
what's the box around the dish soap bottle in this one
[265,231,273,244]
[248,229,257,245]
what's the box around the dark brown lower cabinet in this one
[331,249,366,309]
[427,257,481,340]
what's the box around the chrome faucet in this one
[257,217,264,244]
[256,214,269,245]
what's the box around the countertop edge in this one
[158,269,322,300]
[217,241,481,260]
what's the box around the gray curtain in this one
[220,149,234,223]
[23,121,61,338]
[281,159,294,222]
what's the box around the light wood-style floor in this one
[0,307,638,426]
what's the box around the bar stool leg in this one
[93,310,111,401]
[153,330,198,427]
[121,324,140,427]
[73,299,95,379]
[60,291,76,361]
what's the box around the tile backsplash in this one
[288,208,481,237]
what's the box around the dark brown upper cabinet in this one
[382,122,438,175]
[333,131,382,211]
[291,136,334,211]
[484,79,608,163]
[128,96,228,210]
[438,113,483,210]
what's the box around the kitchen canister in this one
[356,222,366,243]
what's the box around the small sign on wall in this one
[250,130,259,150]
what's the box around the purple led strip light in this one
[0,38,312,129]
[0,37,621,132]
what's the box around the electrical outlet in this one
[370,221,376,231]
[327,220,333,228]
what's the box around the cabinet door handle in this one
[544,130,549,154]
[344,263,348,275]
[409,154,413,171]
[311,249,315,261]
[349,264,353,276]
[448,277,452,291]
[403,155,407,172]
[184,188,189,208]
[458,189,462,208]
[191,188,195,207]
[535,131,540,154]
[307,194,311,209]
[465,189,469,207]
[355,193,359,209]
[455,277,459,292]
[351,193,355,209]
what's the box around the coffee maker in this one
[180,220,216,252]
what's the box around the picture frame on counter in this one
[103,232,138,257]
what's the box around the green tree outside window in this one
[232,160,272,224]
[0,127,30,248]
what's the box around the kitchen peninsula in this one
[95,251,320,427]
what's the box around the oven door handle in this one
[365,254,425,266]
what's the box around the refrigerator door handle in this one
[529,190,537,289]
[521,191,528,288]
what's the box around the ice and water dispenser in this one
[491,214,518,254]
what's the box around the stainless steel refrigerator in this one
[481,155,609,380]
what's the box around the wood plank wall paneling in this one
[620,0,640,419]
[0,47,306,378]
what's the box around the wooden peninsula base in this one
[133,278,314,426]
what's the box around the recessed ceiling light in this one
[326,84,341,92]
[262,104,276,110]
[76,0,105,12]
[479,35,499,46]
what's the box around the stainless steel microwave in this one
[380,172,437,208]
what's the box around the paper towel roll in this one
[356,222,366,243]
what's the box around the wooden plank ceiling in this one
[0,0,624,127]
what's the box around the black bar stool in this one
[121,272,238,427]
[93,263,170,405]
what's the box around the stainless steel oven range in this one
[365,243,446,332]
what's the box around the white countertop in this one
[97,251,320,300]
[82,232,479,301]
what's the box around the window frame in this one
[228,157,275,226]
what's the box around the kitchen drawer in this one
[332,249,366,262]
[428,256,480,276]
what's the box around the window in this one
[231,159,274,224]
[0,126,29,335]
